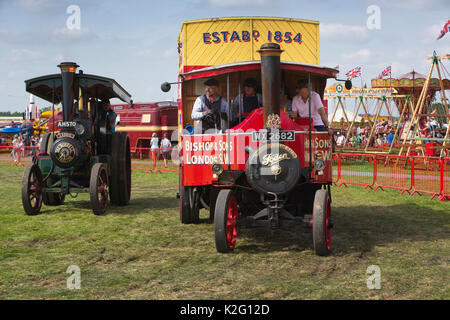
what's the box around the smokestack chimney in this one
[257,43,283,129]
[57,62,79,123]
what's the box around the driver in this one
[102,100,117,133]
[191,78,228,133]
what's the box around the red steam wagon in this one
[161,17,351,255]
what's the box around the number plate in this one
[57,121,76,128]
[252,130,295,142]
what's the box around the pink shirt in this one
[292,91,324,126]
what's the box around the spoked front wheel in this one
[214,189,238,253]
[22,164,43,215]
[312,189,332,256]
[90,163,109,215]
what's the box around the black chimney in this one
[57,62,79,123]
[257,43,283,128]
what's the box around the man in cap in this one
[232,77,262,125]
[191,78,229,133]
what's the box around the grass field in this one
[0,163,449,299]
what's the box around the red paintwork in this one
[113,102,178,151]
[226,195,238,250]
[47,112,63,132]
[183,65,211,73]
[182,62,338,81]
[181,109,332,186]
[180,62,335,189]
[48,102,178,152]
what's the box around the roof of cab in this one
[25,73,132,104]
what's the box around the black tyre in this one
[22,164,43,215]
[312,189,332,256]
[179,169,190,224]
[188,187,200,224]
[110,132,131,206]
[90,163,109,215]
[214,189,238,253]
[179,185,199,224]
[209,188,219,221]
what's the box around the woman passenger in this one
[292,80,333,135]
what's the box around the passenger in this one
[191,78,228,134]
[280,86,292,116]
[232,77,262,124]
[292,79,333,135]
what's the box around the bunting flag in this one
[345,66,361,80]
[376,65,391,79]
[437,20,450,40]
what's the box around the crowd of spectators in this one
[10,133,41,162]
[333,116,448,151]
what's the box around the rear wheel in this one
[188,187,200,224]
[22,164,43,215]
[90,163,109,215]
[312,189,332,256]
[110,132,131,206]
[214,189,238,253]
[179,186,199,224]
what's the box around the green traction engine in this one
[21,62,132,215]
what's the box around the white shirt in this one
[151,137,159,150]
[292,91,325,127]
[161,138,171,149]
[191,95,229,120]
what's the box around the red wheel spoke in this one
[225,196,238,249]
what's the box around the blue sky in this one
[0,0,449,112]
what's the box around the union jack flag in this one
[377,65,391,79]
[345,66,361,80]
[437,20,450,40]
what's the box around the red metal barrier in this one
[2,145,39,167]
[337,153,376,189]
[333,153,448,202]
[332,153,340,185]
[442,157,450,201]
[410,156,443,200]
[131,147,178,174]
[373,155,413,194]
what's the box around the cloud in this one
[7,70,27,79]
[163,48,176,58]
[208,0,267,7]
[390,61,411,77]
[340,48,380,61]
[52,27,98,41]
[134,49,153,57]
[9,49,42,62]
[374,0,450,9]
[15,0,63,12]
[321,23,368,40]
